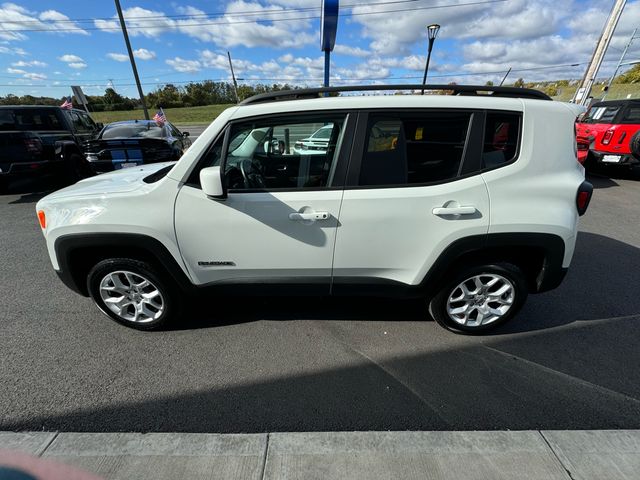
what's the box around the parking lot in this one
[1,168,640,433]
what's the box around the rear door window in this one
[358,112,472,186]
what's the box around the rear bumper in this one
[0,159,64,177]
[589,150,639,166]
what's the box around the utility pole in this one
[572,0,626,105]
[115,0,149,120]
[499,67,512,86]
[227,51,239,103]
[602,28,638,100]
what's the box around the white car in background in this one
[293,124,333,155]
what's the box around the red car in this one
[575,99,640,170]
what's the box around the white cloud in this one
[68,62,87,69]
[0,46,27,55]
[107,53,129,62]
[0,4,88,41]
[176,3,315,48]
[58,54,83,63]
[23,72,46,80]
[134,48,156,60]
[12,60,47,67]
[333,45,370,58]
[166,57,202,73]
[94,7,175,38]
[7,67,26,74]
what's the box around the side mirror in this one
[96,122,104,130]
[183,131,190,137]
[200,166,225,199]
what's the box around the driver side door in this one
[174,112,354,291]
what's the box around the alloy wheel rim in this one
[99,270,164,323]
[446,273,515,327]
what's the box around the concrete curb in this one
[1,430,639,480]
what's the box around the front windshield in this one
[102,123,165,139]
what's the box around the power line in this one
[0,60,609,89]
[0,59,600,84]
[0,0,507,33]
[0,0,425,25]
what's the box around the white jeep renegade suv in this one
[36,85,592,333]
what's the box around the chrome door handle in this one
[432,206,477,216]
[289,211,330,221]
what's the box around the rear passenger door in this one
[332,109,493,289]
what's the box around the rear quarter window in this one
[482,112,521,169]
[13,109,64,130]
[0,110,16,130]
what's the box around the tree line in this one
[0,81,299,111]
[0,67,637,110]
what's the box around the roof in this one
[591,98,640,107]
[240,84,551,105]
[105,120,166,126]
[0,105,85,111]
[229,94,530,121]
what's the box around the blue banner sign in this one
[320,0,339,52]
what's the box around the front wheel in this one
[87,258,181,330]
[429,262,528,334]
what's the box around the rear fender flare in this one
[54,140,83,160]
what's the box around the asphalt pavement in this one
[1,168,640,433]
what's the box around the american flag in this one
[153,108,166,125]
[60,97,73,110]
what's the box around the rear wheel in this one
[62,153,93,185]
[87,258,181,331]
[428,262,528,334]
[630,131,640,161]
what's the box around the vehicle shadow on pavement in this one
[1,176,59,203]
[496,231,640,334]
[4,312,640,433]
[173,231,640,336]
[586,174,619,189]
[587,168,640,184]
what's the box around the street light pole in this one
[115,0,149,120]
[602,28,638,100]
[421,24,440,95]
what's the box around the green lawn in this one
[91,84,640,124]
[91,104,235,124]
[552,84,640,102]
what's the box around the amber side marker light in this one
[37,210,46,229]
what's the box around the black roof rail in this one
[239,84,552,105]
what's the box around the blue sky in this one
[0,0,639,99]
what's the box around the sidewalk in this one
[1,430,639,480]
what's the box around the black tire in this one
[428,262,528,334]
[630,131,640,161]
[62,153,93,185]
[87,258,181,331]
